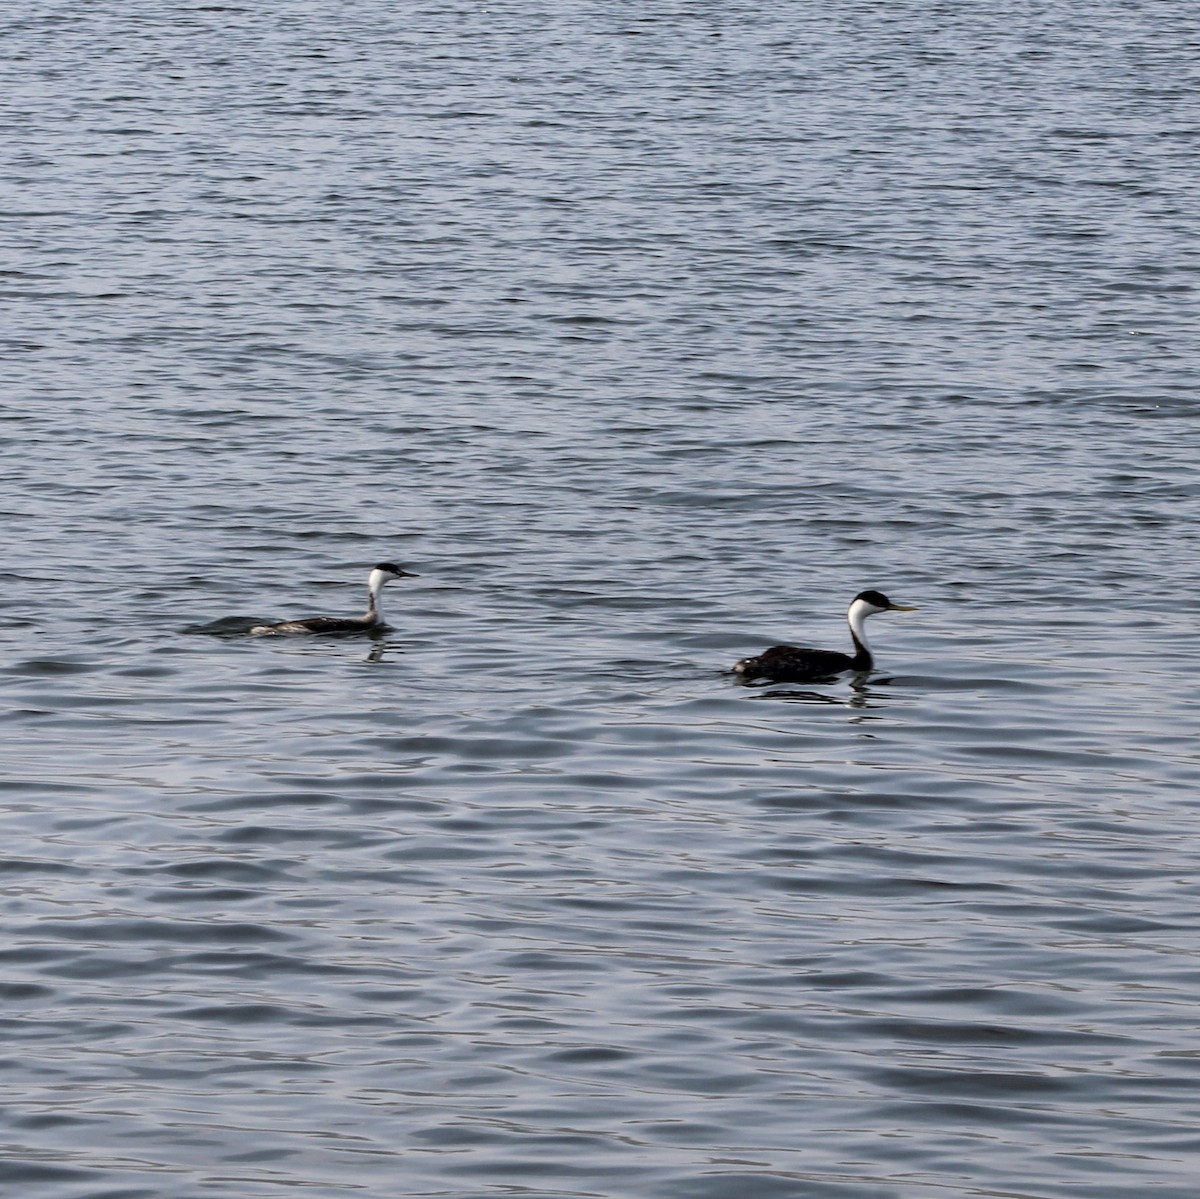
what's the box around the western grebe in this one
[250,563,418,635]
[733,589,917,682]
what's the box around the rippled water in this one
[3,1,1200,1196]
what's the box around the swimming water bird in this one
[250,563,417,635]
[733,589,917,682]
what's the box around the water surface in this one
[2,1,1199,1196]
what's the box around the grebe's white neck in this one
[846,596,880,660]
[847,596,875,647]
[365,568,389,622]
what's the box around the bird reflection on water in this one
[745,675,897,711]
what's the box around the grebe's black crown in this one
[854,589,892,608]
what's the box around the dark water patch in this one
[0,856,84,877]
[214,823,405,846]
[869,1063,1084,1100]
[765,873,997,899]
[0,1161,99,1186]
[150,951,362,984]
[853,1016,1123,1049]
[174,1001,387,1028]
[898,984,1102,1019]
[0,982,56,1002]
[126,857,300,883]
[146,886,264,904]
[0,1016,138,1043]
[26,919,300,947]
[177,789,353,813]
[1047,911,1185,936]
[7,656,102,676]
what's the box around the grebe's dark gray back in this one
[250,563,418,635]
[733,589,917,683]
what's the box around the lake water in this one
[3,2,1200,1196]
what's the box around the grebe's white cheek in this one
[847,598,871,623]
